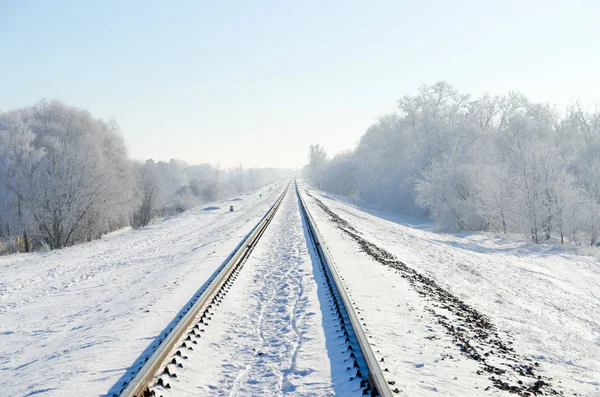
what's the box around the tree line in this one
[0,100,290,250]
[142,158,290,214]
[305,82,600,245]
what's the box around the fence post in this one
[23,230,30,253]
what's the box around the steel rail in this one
[296,180,393,397]
[119,180,291,397]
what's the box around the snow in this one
[300,182,600,397]
[151,187,363,396]
[0,182,286,397]
[3,178,598,396]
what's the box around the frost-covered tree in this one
[0,100,134,248]
[321,151,357,196]
[416,155,484,232]
[306,144,327,188]
[306,82,600,245]
[130,161,163,229]
[0,100,292,250]
[142,159,291,213]
[230,164,246,193]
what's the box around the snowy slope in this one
[0,182,286,397]
[301,182,600,397]
[154,187,363,396]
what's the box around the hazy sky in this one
[1,1,599,168]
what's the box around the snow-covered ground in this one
[3,178,598,397]
[0,182,286,397]
[300,182,600,397]
[154,186,363,396]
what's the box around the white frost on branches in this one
[0,100,134,248]
[306,82,600,245]
[0,100,292,250]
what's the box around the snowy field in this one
[0,182,286,397]
[2,178,598,397]
[301,182,600,397]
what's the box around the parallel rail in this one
[119,181,290,397]
[296,180,393,397]
[119,179,391,396]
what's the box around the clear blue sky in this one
[1,0,599,168]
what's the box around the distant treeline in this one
[0,100,291,250]
[144,158,291,214]
[305,82,600,245]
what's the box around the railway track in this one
[116,179,392,397]
[296,181,393,397]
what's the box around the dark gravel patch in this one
[311,195,565,397]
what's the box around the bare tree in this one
[130,162,162,229]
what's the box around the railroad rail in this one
[119,181,290,397]
[296,180,393,397]
[117,178,391,396]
